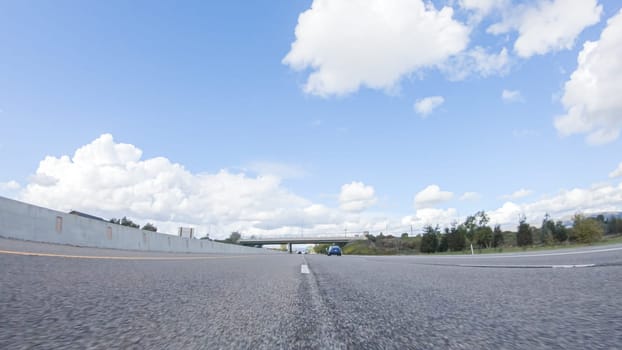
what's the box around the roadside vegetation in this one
[109,216,158,232]
[340,212,622,255]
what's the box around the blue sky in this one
[1,0,621,238]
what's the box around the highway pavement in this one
[1,238,621,349]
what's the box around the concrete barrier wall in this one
[0,196,275,254]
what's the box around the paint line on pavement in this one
[301,264,310,274]
[0,249,261,261]
[431,246,622,259]
[453,263,597,269]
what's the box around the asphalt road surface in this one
[1,238,622,349]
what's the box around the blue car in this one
[327,245,342,256]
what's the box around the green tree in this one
[492,225,504,248]
[552,221,568,243]
[607,216,622,234]
[476,211,490,227]
[438,232,449,252]
[420,225,439,253]
[447,224,467,251]
[121,217,139,228]
[540,213,555,245]
[464,215,477,243]
[517,215,533,247]
[141,223,157,232]
[572,213,604,243]
[226,231,241,244]
[474,226,493,248]
[110,216,140,228]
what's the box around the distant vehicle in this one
[327,245,342,256]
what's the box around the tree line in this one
[346,211,620,255]
[417,211,612,253]
[109,216,158,232]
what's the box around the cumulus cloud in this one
[13,134,622,238]
[610,162,622,178]
[283,0,470,96]
[339,181,377,213]
[459,0,507,15]
[555,10,622,145]
[401,179,622,231]
[488,0,602,58]
[502,188,533,200]
[414,96,445,117]
[0,180,20,194]
[439,47,510,80]
[18,134,341,238]
[414,185,454,209]
[502,89,524,103]
[402,208,459,229]
[490,182,622,227]
[460,192,481,201]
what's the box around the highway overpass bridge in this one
[239,236,367,253]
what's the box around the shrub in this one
[572,214,604,244]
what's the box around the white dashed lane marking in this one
[552,264,596,268]
[301,264,310,274]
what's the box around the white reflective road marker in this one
[301,264,310,274]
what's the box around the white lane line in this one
[301,264,310,274]
[423,246,622,259]
[0,249,260,261]
[455,264,597,269]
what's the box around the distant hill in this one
[590,211,622,219]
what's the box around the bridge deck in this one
[239,236,367,245]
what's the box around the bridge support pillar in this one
[288,243,292,254]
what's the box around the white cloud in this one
[28,173,59,187]
[440,47,510,80]
[459,0,507,16]
[339,181,377,212]
[610,162,622,178]
[555,10,622,145]
[402,208,459,229]
[283,0,470,96]
[488,202,523,227]
[17,134,340,238]
[414,96,445,117]
[402,179,622,231]
[460,192,481,201]
[414,185,454,209]
[502,188,533,200]
[13,134,622,238]
[0,180,20,192]
[490,182,622,228]
[502,89,523,103]
[488,0,602,58]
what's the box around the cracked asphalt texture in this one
[1,239,621,349]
